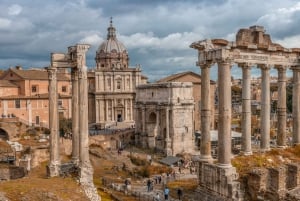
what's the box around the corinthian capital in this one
[47,67,57,80]
[257,64,271,70]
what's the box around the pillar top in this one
[238,62,253,69]
[257,64,271,70]
[274,65,288,71]
[199,62,214,69]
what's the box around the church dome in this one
[97,19,127,54]
[95,18,129,70]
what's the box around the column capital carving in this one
[257,64,271,70]
[238,62,253,69]
[217,58,233,66]
[199,62,213,69]
[47,67,57,80]
[274,65,288,71]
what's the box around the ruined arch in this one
[148,112,156,123]
[0,128,9,141]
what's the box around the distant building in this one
[156,71,216,132]
[0,67,71,130]
[88,19,147,127]
[135,82,194,155]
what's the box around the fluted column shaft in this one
[240,63,252,155]
[292,67,300,145]
[217,60,232,167]
[78,66,90,167]
[71,68,79,164]
[276,66,287,147]
[200,63,212,161]
[155,108,160,137]
[142,107,146,133]
[260,65,271,151]
[165,107,172,155]
[48,67,60,176]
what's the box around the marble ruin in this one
[190,25,300,200]
[135,82,194,156]
[47,44,100,201]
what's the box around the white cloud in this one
[274,35,300,48]
[8,4,23,16]
[0,18,11,29]
[79,34,103,46]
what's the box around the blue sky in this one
[0,0,299,81]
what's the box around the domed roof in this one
[97,18,127,54]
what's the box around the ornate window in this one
[62,86,67,92]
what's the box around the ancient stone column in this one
[292,67,300,145]
[240,63,252,155]
[76,45,93,184]
[47,67,60,177]
[199,63,212,161]
[276,65,287,147]
[259,64,271,151]
[155,108,160,137]
[142,106,146,133]
[165,107,172,156]
[217,60,232,167]
[71,68,79,165]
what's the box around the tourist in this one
[147,179,151,192]
[155,192,161,201]
[177,188,183,200]
[164,187,169,200]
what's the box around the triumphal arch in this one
[190,25,300,200]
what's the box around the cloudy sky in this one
[1,0,300,81]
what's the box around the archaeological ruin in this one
[135,82,194,156]
[190,25,300,200]
[47,44,100,201]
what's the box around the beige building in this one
[135,82,194,156]
[88,19,147,127]
[0,67,71,129]
[156,71,216,132]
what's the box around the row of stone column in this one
[199,61,300,167]
[48,65,91,178]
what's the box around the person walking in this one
[177,188,183,200]
[147,179,151,192]
[164,186,169,200]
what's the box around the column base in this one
[240,151,253,156]
[72,157,80,166]
[277,145,287,149]
[79,162,94,184]
[47,161,60,177]
[260,148,271,152]
[217,163,232,168]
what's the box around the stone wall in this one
[244,163,300,201]
[0,165,25,180]
[194,162,243,201]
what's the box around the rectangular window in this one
[117,81,121,89]
[15,100,20,108]
[62,86,67,92]
[32,85,38,93]
[35,116,40,125]
[58,100,62,107]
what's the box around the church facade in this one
[88,20,147,127]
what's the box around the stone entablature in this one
[135,82,194,156]
[191,25,300,200]
[136,82,194,105]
